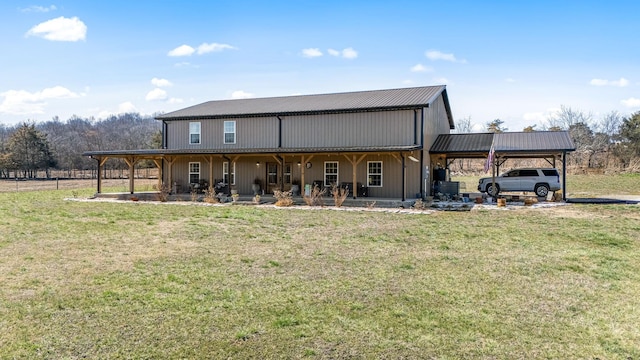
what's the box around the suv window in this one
[542,169,559,176]
[520,169,539,176]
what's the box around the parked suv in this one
[478,168,560,197]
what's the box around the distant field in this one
[0,178,158,193]
[1,176,639,358]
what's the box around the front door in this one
[266,162,293,193]
[266,162,279,194]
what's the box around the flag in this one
[484,144,494,173]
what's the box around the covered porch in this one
[83,145,424,201]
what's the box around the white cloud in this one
[145,88,167,101]
[621,97,640,108]
[26,16,87,42]
[522,112,546,123]
[433,77,451,85]
[590,78,629,87]
[505,78,516,83]
[20,5,57,12]
[523,108,560,127]
[302,48,323,58]
[402,80,414,85]
[197,42,236,54]
[174,61,198,68]
[342,47,358,59]
[118,102,137,113]
[471,123,485,132]
[168,98,184,104]
[169,43,236,57]
[410,64,432,73]
[0,86,80,115]
[231,90,254,99]
[168,44,195,57]
[327,47,358,59]
[151,78,172,87]
[425,50,466,63]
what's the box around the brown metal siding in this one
[165,154,421,198]
[423,95,451,150]
[282,110,415,148]
[167,117,280,149]
[421,94,452,196]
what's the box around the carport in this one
[429,131,576,200]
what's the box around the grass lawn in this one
[1,179,639,358]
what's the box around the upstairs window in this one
[224,121,236,144]
[189,122,201,144]
[367,161,383,187]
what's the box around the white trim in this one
[189,122,201,144]
[367,161,383,187]
[224,120,236,144]
[324,161,338,187]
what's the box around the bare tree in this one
[454,116,472,133]
[548,105,592,130]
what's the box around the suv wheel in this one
[535,184,549,197]
[487,184,500,197]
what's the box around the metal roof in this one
[430,131,575,158]
[156,86,451,124]
[83,145,423,158]
[429,133,494,154]
[493,131,575,152]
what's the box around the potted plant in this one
[252,177,262,195]
[232,193,240,202]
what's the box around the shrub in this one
[273,190,293,207]
[412,198,432,210]
[155,182,171,202]
[331,184,349,207]
[203,185,219,204]
[302,185,325,206]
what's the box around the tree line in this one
[0,113,161,179]
[456,107,640,172]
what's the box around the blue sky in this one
[1,0,638,131]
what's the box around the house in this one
[84,85,455,200]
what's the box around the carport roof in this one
[430,131,575,158]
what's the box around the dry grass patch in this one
[1,188,640,358]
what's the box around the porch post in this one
[209,156,214,190]
[300,155,305,196]
[352,155,357,199]
[152,159,163,191]
[124,156,136,194]
[562,151,567,201]
[167,157,174,194]
[401,154,406,202]
[96,157,102,194]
